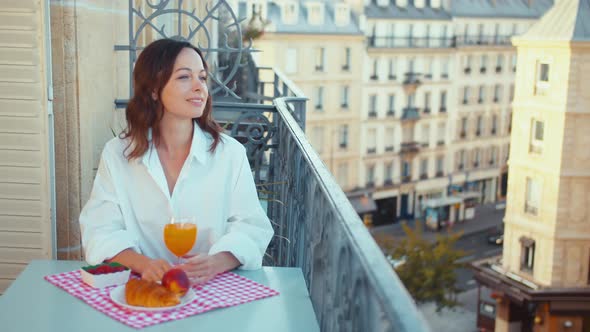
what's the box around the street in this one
[455,229,503,291]
[370,203,506,331]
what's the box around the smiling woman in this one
[79,38,274,286]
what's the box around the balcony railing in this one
[400,142,420,154]
[368,36,456,48]
[455,35,513,46]
[234,65,429,331]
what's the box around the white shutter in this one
[0,0,53,293]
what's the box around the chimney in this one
[430,0,441,9]
[377,0,389,7]
[415,0,425,8]
[397,0,408,8]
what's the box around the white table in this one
[0,260,319,332]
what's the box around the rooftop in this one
[520,0,590,42]
[364,0,553,20]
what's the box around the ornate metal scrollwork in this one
[116,0,257,105]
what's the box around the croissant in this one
[125,279,180,307]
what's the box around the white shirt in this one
[79,125,274,270]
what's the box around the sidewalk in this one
[370,202,505,242]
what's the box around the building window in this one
[458,150,465,170]
[464,55,472,74]
[525,177,541,215]
[440,91,447,112]
[473,148,480,168]
[491,114,497,135]
[315,86,324,110]
[387,94,395,116]
[480,55,488,74]
[368,95,377,117]
[511,54,517,72]
[286,48,297,74]
[384,162,393,184]
[496,54,503,73]
[312,127,324,153]
[342,47,350,71]
[529,119,544,154]
[463,86,470,104]
[460,117,467,138]
[385,127,394,151]
[489,146,497,166]
[402,161,411,181]
[338,124,348,148]
[388,59,396,80]
[421,124,430,147]
[478,85,486,104]
[477,23,484,44]
[367,128,377,154]
[424,92,431,113]
[476,116,483,136]
[315,47,325,71]
[337,163,348,188]
[341,86,349,109]
[494,84,502,103]
[436,156,444,177]
[509,84,515,101]
[535,62,550,95]
[366,165,375,187]
[407,93,416,107]
[420,159,428,179]
[425,58,433,79]
[371,59,379,80]
[520,237,535,272]
[437,122,445,145]
[441,57,450,79]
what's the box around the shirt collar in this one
[140,123,210,166]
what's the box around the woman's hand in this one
[138,258,172,282]
[107,249,172,282]
[179,252,241,285]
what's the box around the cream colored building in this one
[472,0,590,331]
[243,0,365,193]
[247,1,552,225]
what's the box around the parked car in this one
[487,234,503,245]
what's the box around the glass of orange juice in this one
[164,217,197,264]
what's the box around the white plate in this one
[110,284,196,312]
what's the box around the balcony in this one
[403,72,421,92]
[401,175,412,183]
[455,35,513,46]
[368,36,455,49]
[235,65,428,331]
[400,142,420,155]
[401,107,420,122]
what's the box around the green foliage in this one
[375,222,467,312]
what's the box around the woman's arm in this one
[108,249,172,282]
[207,145,274,270]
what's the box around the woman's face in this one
[159,47,208,120]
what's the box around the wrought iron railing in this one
[368,36,455,48]
[455,35,513,46]
[268,97,430,332]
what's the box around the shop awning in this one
[348,195,377,214]
[423,196,463,208]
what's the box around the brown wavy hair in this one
[122,38,223,161]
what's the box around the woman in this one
[79,38,274,284]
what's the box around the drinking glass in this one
[163,216,197,264]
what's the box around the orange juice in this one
[163,223,197,257]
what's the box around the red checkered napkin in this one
[44,270,279,329]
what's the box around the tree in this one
[374,222,467,312]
